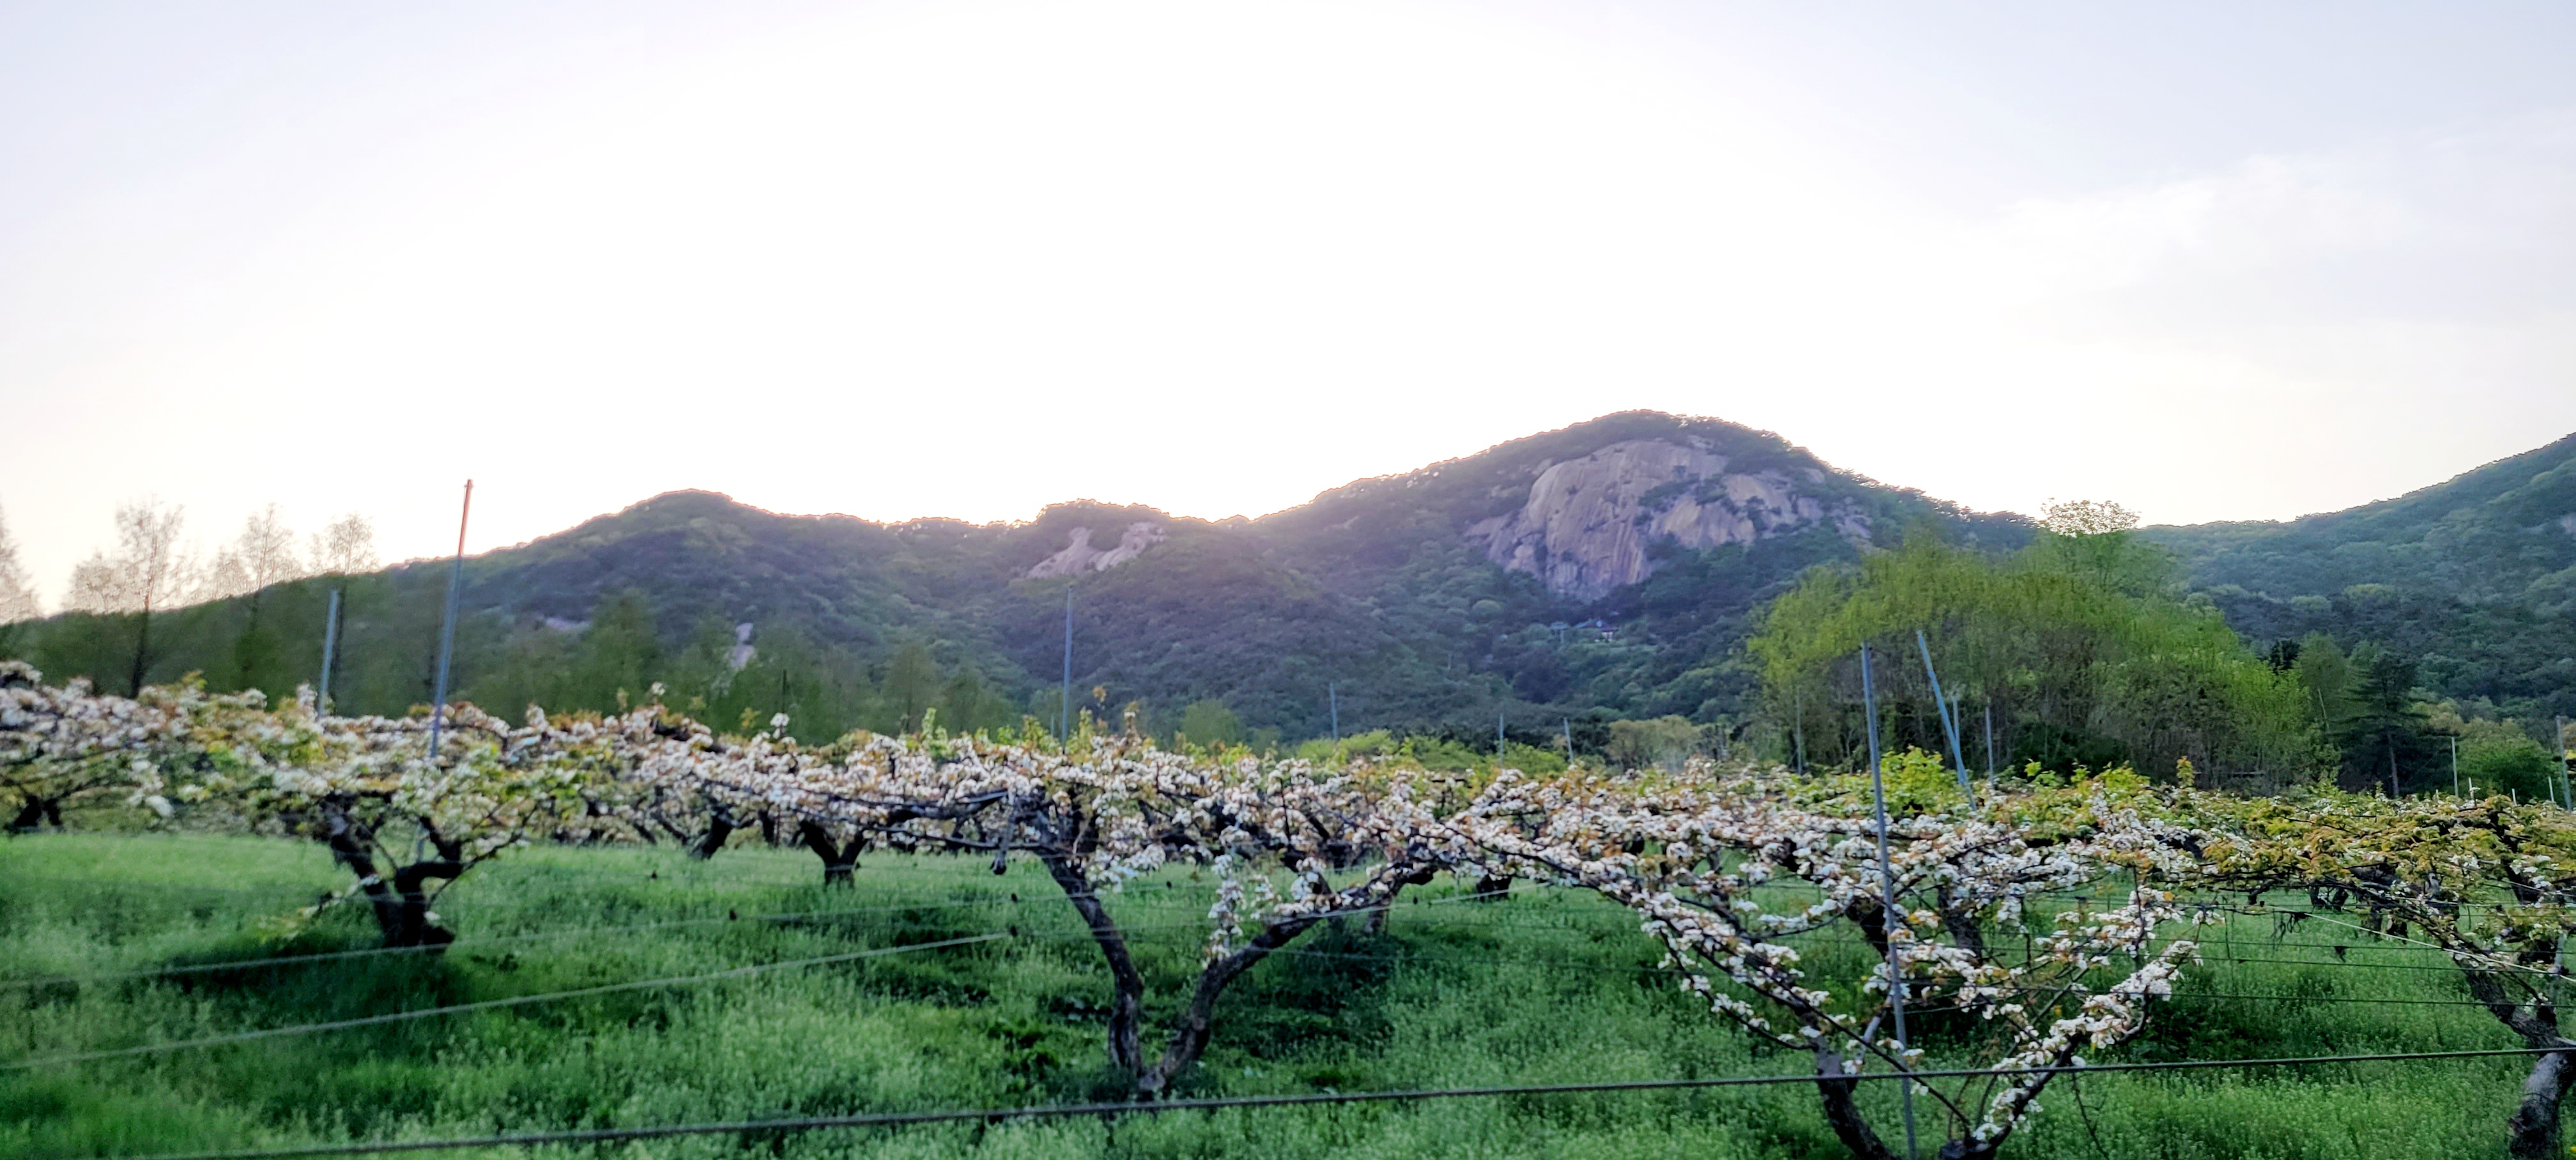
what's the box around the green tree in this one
[1177,698,1244,747]
[1606,715,1701,770]
[1750,533,2322,779]
[2458,719,2559,801]
[939,668,1003,735]
[567,590,663,713]
[882,642,942,733]
[2337,643,2442,794]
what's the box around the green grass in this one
[0,834,2554,1158]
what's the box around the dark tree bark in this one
[1140,917,1314,1093]
[689,812,739,860]
[1850,896,1894,961]
[1812,1048,1901,1160]
[2464,967,2576,1158]
[2508,1049,2576,1159]
[1361,866,1436,935]
[8,796,51,833]
[1038,843,1430,1096]
[1041,850,1147,1075]
[319,813,463,947]
[125,607,155,698]
[796,821,867,886]
[1936,885,1987,958]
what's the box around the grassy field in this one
[0,834,2552,1159]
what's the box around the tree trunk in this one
[8,797,48,833]
[1936,886,1986,958]
[1041,851,1146,1076]
[321,826,459,947]
[1141,917,1317,1094]
[1851,897,1894,961]
[389,859,465,947]
[1811,1048,1901,1160]
[1361,866,1435,935]
[1473,873,1514,900]
[2464,968,2576,1157]
[796,821,862,886]
[689,813,738,860]
[126,607,154,698]
[2510,1049,2576,1159]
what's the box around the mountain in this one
[4,412,2023,740]
[17,411,2568,741]
[2145,432,2576,720]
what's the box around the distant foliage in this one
[2152,432,2576,724]
[2039,498,2140,537]
[1751,535,2324,779]
[0,503,39,626]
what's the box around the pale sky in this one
[6,1,2575,605]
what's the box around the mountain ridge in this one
[12,411,2573,737]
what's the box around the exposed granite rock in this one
[1466,438,1866,601]
[1026,522,1167,578]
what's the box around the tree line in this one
[1747,500,2571,793]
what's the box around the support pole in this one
[1983,702,1995,780]
[1059,584,1073,740]
[2545,721,2565,809]
[1793,689,1807,774]
[1328,682,1338,745]
[316,588,342,715]
[1562,717,1574,765]
[427,481,472,760]
[1914,629,1975,804]
[1860,645,1920,1160]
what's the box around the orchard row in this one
[8,660,2576,1159]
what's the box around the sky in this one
[4,1,2575,604]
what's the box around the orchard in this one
[8,659,2576,1158]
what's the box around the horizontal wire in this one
[1,934,1004,1071]
[0,896,1471,1066]
[1269,942,2549,1012]
[0,899,1024,989]
[0,879,1220,989]
[114,1045,2576,1160]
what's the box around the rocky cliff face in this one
[1465,438,1867,602]
[1025,522,1167,578]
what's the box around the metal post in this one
[2452,735,2459,797]
[316,589,342,715]
[1058,584,1073,740]
[1860,646,1920,1160]
[427,481,472,760]
[1497,710,1506,756]
[1915,630,1975,803]
[1562,717,1574,764]
[1983,703,1995,780]
[2545,721,2565,809]
[1792,689,1807,774]
[1328,683,1338,745]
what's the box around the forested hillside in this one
[7,412,2569,763]
[2147,432,2576,724]
[0,413,2017,744]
